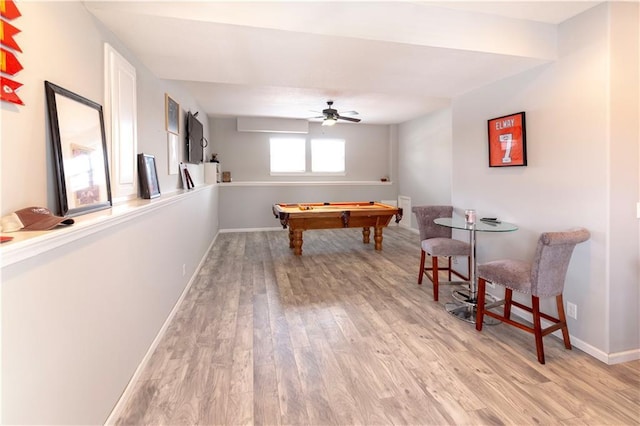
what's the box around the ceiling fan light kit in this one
[313,100,361,125]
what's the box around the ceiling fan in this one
[311,100,361,126]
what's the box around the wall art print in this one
[487,111,527,167]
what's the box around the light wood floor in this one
[114,227,640,425]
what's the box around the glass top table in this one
[434,217,518,324]
[434,217,518,233]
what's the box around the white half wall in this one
[2,188,219,424]
[219,183,397,230]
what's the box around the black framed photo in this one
[45,81,113,217]
[487,111,527,167]
[138,153,161,199]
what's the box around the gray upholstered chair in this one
[412,205,471,301]
[475,228,590,364]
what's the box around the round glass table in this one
[434,217,518,324]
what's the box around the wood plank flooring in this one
[113,227,640,425]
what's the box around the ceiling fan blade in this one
[310,101,361,122]
[337,115,361,123]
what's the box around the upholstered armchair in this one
[475,228,590,364]
[412,205,471,301]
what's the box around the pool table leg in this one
[362,227,371,244]
[292,228,303,255]
[374,226,383,250]
[288,228,295,248]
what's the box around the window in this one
[270,137,345,174]
[311,139,345,173]
[270,138,305,173]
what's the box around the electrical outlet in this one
[567,302,577,319]
[182,264,186,277]
[453,256,459,265]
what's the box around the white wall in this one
[2,5,637,424]
[607,1,640,354]
[449,3,639,360]
[1,1,108,213]
[397,107,454,229]
[210,117,392,182]
[0,2,220,423]
[135,73,209,192]
[210,117,398,229]
[0,1,209,215]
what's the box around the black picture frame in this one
[487,111,527,167]
[45,81,113,217]
[137,153,161,199]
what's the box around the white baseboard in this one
[104,232,220,425]
[220,226,283,233]
[605,348,640,364]
[221,225,419,234]
[509,305,640,365]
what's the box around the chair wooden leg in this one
[532,296,545,364]
[432,256,440,301]
[556,294,572,350]
[447,257,452,281]
[418,250,426,284]
[504,288,513,320]
[476,278,487,331]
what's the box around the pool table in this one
[272,201,403,255]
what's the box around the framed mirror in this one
[45,81,112,217]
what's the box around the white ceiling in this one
[85,1,601,125]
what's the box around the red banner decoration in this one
[0,0,20,20]
[0,0,21,106]
[0,76,23,105]
[1,19,21,51]
[1,46,21,74]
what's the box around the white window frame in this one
[270,137,306,174]
[311,138,345,175]
[270,137,346,176]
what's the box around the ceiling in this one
[85,1,601,125]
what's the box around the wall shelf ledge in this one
[1,185,214,268]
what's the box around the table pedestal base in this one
[445,287,501,325]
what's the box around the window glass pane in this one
[270,138,305,172]
[311,139,345,172]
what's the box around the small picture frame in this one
[165,93,179,134]
[138,153,161,199]
[487,111,527,167]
